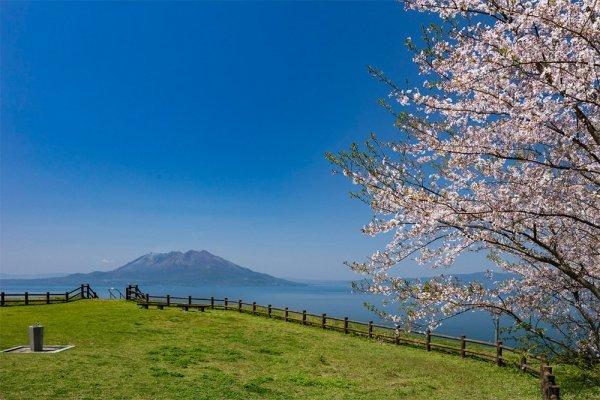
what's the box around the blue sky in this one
[1,1,489,279]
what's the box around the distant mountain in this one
[289,271,514,286]
[350,271,516,291]
[0,250,300,287]
[0,272,69,280]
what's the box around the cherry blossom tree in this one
[328,0,599,363]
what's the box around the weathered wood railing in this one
[0,284,98,306]
[126,285,560,400]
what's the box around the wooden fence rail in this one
[125,285,559,400]
[0,284,98,306]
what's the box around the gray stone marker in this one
[2,325,73,354]
[29,325,43,352]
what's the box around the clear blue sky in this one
[1,1,488,279]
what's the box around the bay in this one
[0,280,503,343]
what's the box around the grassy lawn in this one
[0,300,593,400]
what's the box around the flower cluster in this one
[330,0,599,362]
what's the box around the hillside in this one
[0,300,556,400]
[1,250,298,287]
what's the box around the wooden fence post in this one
[145,293,149,303]
[238,300,242,312]
[86,284,91,298]
[224,297,228,310]
[368,321,373,338]
[0,292,4,306]
[252,301,256,314]
[188,296,192,306]
[65,291,69,302]
[426,329,432,351]
[520,354,527,371]
[460,335,466,358]
[302,310,307,325]
[268,304,272,318]
[46,292,50,304]
[344,317,349,334]
[540,354,547,370]
[285,307,289,322]
[540,354,547,391]
[496,341,504,366]
[166,294,170,307]
[321,314,326,329]
[395,325,400,345]
[210,297,214,309]
[25,292,29,305]
[541,366,550,397]
[541,365,560,400]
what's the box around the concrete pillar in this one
[29,325,43,352]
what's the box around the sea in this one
[0,280,507,343]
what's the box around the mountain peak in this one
[184,249,215,258]
[186,249,210,255]
[102,250,298,286]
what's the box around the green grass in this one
[0,300,595,400]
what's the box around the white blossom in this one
[329,0,600,363]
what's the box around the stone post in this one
[29,325,43,352]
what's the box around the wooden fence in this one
[126,285,559,400]
[0,283,561,399]
[0,284,98,306]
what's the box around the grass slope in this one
[0,300,589,399]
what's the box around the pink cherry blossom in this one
[328,0,599,363]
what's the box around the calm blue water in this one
[0,281,502,342]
